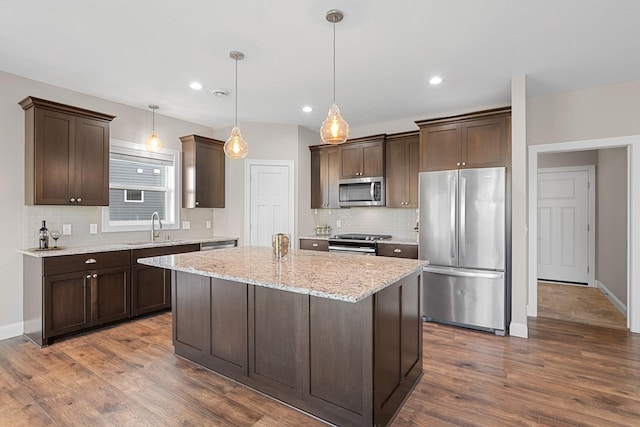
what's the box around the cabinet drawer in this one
[300,239,329,251]
[44,251,130,276]
[377,243,418,259]
[131,244,200,263]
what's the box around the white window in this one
[102,140,180,232]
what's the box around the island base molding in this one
[171,270,423,427]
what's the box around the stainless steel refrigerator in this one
[419,167,508,335]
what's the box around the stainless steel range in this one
[328,233,392,256]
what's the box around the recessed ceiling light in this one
[302,106,313,113]
[190,81,203,90]
[429,76,443,85]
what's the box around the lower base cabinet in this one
[172,270,423,427]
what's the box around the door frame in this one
[528,135,640,333]
[243,159,295,247]
[537,165,596,287]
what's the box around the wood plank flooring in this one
[1,313,639,426]
[538,281,627,330]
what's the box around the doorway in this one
[537,166,595,286]
[528,137,639,333]
[244,160,295,247]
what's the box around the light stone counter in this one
[139,246,427,303]
[20,236,238,258]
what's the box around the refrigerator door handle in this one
[424,265,504,280]
[450,176,457,259]
[459,176,466,260]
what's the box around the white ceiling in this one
[2,0,640,132]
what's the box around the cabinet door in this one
[385,139,407,208]
[195,141,225,208]
[339,144,363,178]
[461,116,508,168]
[311,147,340,209]
[74,117,110,205]
[310,149,323,208]
[325,147,340,207]
[361,141,384,177]
[419,123,461,171]
[34,109,75,205]
[131,265,170,316]
[407,137,420,207]
[44,271,90,338]
[91,266,130,325]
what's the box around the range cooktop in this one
[332,233,392,241]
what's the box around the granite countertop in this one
[138,246,427,303]
[20,236,238,258]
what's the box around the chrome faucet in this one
[151,212,162,241]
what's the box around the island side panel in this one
[23,255,44,346]
[210,278,248,376]
[248,286,306,400]
[306,295,374,427]
[172,271,210,364]
[374,270,423,426]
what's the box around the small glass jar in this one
[272,233,291,261]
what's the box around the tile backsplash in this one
[313,207,419,241]
[23,205,215,249]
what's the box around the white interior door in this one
[246,161,294,247]
[537,169,591,285]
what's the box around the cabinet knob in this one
[195,201,199,206]
[462,162,466,166]
[70,198,75,203]
[394,248,402,253]
[92,273,98,278]
[86,274,92,279]
[456,162,461,166]
[312,243,319,247]
[77,197,82,202]
[85,258,97,264]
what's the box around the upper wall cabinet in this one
[180,134,225,208]
[20,96,115,206]
[338,134,385,179]
[416,107,511,172]
[385,131,419,208]
[310,145,340,209]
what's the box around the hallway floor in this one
[538,281,627,330]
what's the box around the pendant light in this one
[145,104,163,152]
[224,51,249,159]
[320,9,350,145]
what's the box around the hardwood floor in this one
[538,281,627,330]
[1,313,639,426]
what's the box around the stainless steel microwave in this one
[338,177,385,207]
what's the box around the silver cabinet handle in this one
[461,162,466,166]
[92,273,97,278]
[195,201,199,206]
[70,198,75,202]
[77,197,82,202]
[85,258,97,264]
[393,248,402,253]
[456,162,461,166]
[86,274,91,279]
[312,243,319,247]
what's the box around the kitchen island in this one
[139,247,427,427]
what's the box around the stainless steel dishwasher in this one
[200,240,237,251]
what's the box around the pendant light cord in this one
[152,108,155,132]
[235,58,238,127]
[332,21,336,104]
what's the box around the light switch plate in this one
[206,221,212,229]
[89,224,98,234]
[182,221,191,230]
[62,224,72,235]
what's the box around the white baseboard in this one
[509,321,528,338]
[596,280,627,317]
[0,321,23,341]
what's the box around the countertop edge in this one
[20,236,239,258]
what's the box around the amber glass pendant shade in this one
[145,131,163,152]
[320,103,350,144]
[224,126,249,159]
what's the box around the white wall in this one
[0,70,213,340]
[597,148,628,304]
[538,150,598,168]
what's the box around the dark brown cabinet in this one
[131,244,200,316]
[25,250,130,346]
[180,134,226,208]
[310,145,339,209]
[385,131,420,208]
[299,238,329,251]
[377,242,418,259]
[20,96,115,206]
[416,107,511,172]
[338,135,385,179]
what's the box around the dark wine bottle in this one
[39,220,49,250]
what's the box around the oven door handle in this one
[328,245,376,253]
